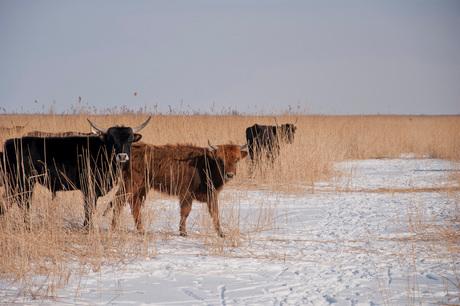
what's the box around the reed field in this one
[0,112,459,303]
[2,113,459,183]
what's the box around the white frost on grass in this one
[1,158,459,305]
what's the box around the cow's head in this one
[208,141,248,182]
[273,117,297,144]
[87,116,151,165]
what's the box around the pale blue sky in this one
[1,0,459,115]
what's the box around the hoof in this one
[218,232,226,238]
[180,232,188,237]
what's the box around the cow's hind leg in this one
[129,186,148,234]
[82,187,97,232]
[179,195,193,237]
[1,179,32,228]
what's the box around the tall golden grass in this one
[2,114,459,183]
[0,113,459,302]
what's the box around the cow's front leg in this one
[82,189,97,231]
[130,186,148,234]
[179,195,193,237]
[207,196,224,238]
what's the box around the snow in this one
[1,158,459,305]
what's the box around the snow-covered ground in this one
[1,158,459,305]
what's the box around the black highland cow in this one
[0,117,150,229]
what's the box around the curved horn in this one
[208,140,218,151]
[294,117,298,126]
[273,117,280,127]
[90,126,99,135]
[87,118,108,134]
[239,143,248,150]
[132,116,151,133]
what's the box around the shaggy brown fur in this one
[111,142,248,237]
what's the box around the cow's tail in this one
[0,151,4,187]
[0,151,5,215]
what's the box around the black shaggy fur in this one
[245,121,297,161]
[1,126,143,228]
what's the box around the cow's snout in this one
[116,153,129,163]
[226,173,235,180]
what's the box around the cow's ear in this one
[241,151,248,159]
[99,134,107,143]
[133,134,142,142]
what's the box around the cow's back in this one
[247,124,277,143]
[25,131,93,137]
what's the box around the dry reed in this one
[0,113,459,302]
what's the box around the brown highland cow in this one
[111,141,248,237]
